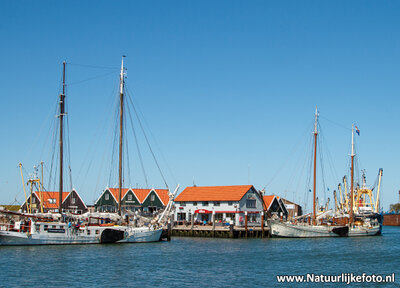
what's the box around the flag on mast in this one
[355,125,360,135]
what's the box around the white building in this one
[174,185,264,226]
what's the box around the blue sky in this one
[0,1,399,211]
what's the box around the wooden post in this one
[261,211,264,238]
[245,211,248,238]
[212,211,216,237]
[191,213,195,236]
[167,222,171,241]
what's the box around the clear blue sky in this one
[1,1,399,212]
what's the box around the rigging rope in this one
[68,71,118,86]
[65,83,73,191]
[126,99,149,188]
[68,63,119,70]
[126,89,169,189]
[125,83,177,187]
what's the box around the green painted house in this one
[95,188,170,213]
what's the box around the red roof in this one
[263,195,276,210]
[108,188,130,201]
[34,191,69,209]
[107,188,170,205]
[174,185,254,202]
[148,189,169,206]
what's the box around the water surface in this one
[1,227,399,287]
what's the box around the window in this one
[105,194,109,200]
[96,230,99,235]
[246,199,256,208]
[128,194,132,201]
[202,201,209,206]
[177,213,186,221]
[32,197,36,204]
[49,198,56,204]
[87,230,91,235]
[181,202,186,207]
[214,201,220,206]
[71,197,76,204]
[228,201,233,206]
[151,195,155,201]
[193,202,197,206]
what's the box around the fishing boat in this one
[269,108,349,238]
[345,125,382,237]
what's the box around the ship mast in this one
[349,124,355,225]
[118,57,126,216]
[312,107,318,225]
[59,61,66,214]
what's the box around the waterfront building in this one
[21,189,88,214]
[263,195,288,219]
[280,197,302,219]
[94,188,169,213]
[173,185,264,226]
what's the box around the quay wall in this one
[172,225,270,238]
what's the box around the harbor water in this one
[1,227,399,287]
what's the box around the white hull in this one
[0,221,162,246]
[269,221,348,238]
[118,227,163,243]
[0,230,101,245]
[348,224,381,237]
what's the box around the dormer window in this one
[49,198,56,204]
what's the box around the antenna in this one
[248,164,250,184]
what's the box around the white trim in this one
[94,187,118,205]
[62,189,88,209]
[142,189,164,206]
[122,189,141,204]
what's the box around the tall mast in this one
[118,56,126,216]
[312,107,318,225]
[59,61,66,214]
[350,124,355,224]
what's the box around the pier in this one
[172,224,270,238]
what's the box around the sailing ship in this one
[269,108,349,237]
[0,62,127,245]
[109,57,164,242]
[0,59,169,245]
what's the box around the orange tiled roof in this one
[263,195,276,210]
[153,189,169,206]
[134,189,170,205]
[108,188,170,205]
[108,188,130,201]
[34,191,69,209]
[174,185,254,202]
[131,189,153,203]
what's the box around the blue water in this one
[1,227,399,287]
